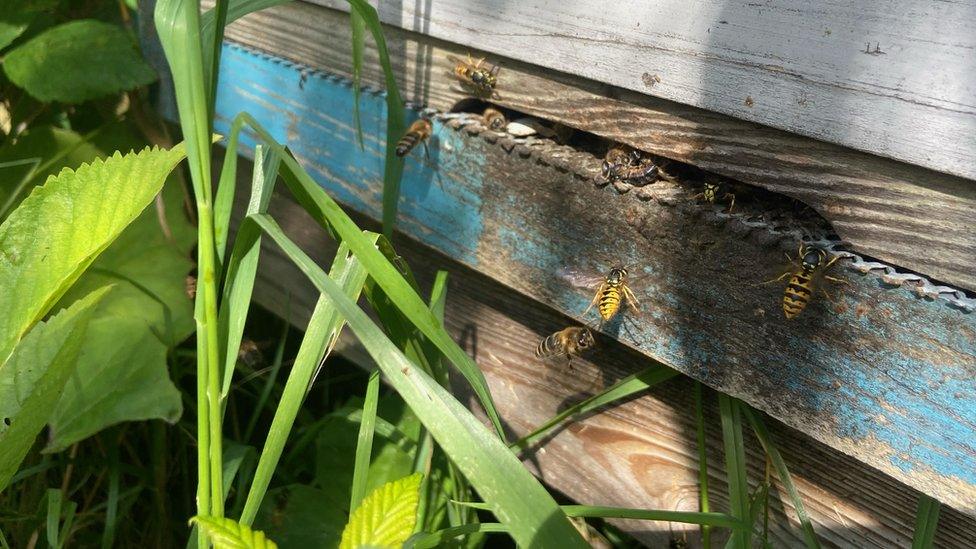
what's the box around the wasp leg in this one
[692,192,704,201]
[758,271,792,286]
[583,284,605,316]
[824,275,849,286]
[820,288,839,304]
[622,285,642,315]
[725,193,736,213]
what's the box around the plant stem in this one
[197,203,224,517]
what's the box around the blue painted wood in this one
[213,43,976,513]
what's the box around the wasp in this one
[536,326,595,365]
[694,181,736,212]
[482,107,507,131]
[395,118,432,158]
[764,244,846,319]
[584,267,641,325]
[448,54,499,96]
[600,146,658,186]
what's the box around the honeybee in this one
[482,107,507,131]
[536,326,595,365]
[395,118,432,158]
[694,180,736,212]
[448,53,499,96]
[600,147,658,186]
[764,244,846,319]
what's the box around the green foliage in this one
[912,495,941,549]
[0,143,190,366]
[340,473,422,549]
[255,485,348,548]
[193,516,279,549]
[2,20,156,103]
[0,288,108,490]
[0,0,57,50]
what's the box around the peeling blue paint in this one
[210,42,976,502]
[213,44,482,265]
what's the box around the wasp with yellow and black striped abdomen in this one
[764,244,847,319]
[448,53,499,97]
[694,180,736,212]
[395,118,432,158]
[535,326,595,366]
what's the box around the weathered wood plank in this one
[212,43,976,514]
[308,0,976,181]
[237,181,976,548]
[213,0,976,294]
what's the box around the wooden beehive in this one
[143,0,976,545]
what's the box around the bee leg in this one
[423,140,431,162]
[566,355,574,370]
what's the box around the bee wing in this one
[557,267,605,290]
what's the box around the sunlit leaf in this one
[193,516,278,549]
[340,473,422,549]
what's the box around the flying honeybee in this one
[395,118,432,158]
[694,181,736,212]
[482,107,507,131]
[764,244,846,319]
[536,326,596,365]
[448,54,499,96]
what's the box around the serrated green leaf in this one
[192,516,279,549]
[341,473,422,549]
[0,142,190,367]
[2,19,156,103]
[0,287,109,490]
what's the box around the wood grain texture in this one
[210,43,976,514]
[212,0,976,293]
[234,182,976,548]
[308,0,976,181]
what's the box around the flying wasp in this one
[536,326,596,366]
[448,53,499,96]
[586,267,642,324]
[694,180,736,212]
[482,107,507,131]
[395,118,432,158]
[764,244,846,319]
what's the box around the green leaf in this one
[247,213,588,548]
[254,485,347,549]
[44,316,182,452]
[351,370,381,512]
[0,287,108,490]
[719,394,751,549]
[340,473,422,549]
[0,142,190,367]
[2,20,156,103]
[0,0,57,51]
[192,516,278,549]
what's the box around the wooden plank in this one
[211,43,976,514]
[236,181,976,548]
[213,0,976,294]
[308,0,976,182]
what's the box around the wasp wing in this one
[557,267,606,290]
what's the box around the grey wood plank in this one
[311,0,976,181]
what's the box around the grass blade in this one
[406,523,508,549]
[100,444,121,549]
[239,239,373,525]
[247,213,588,547]
[719,394,751,548]
[562,505,746,529]
[243,320,289,442]
[912,495,941,549]
[512,363,678,451]
[46,488,63,548]
[344,0,405,236]
[350,9,366,150]
[694,381,712,547]
[741,405,820,548]
[232,113,506,440]
[350,370,381,511]
[219,144,280,400]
